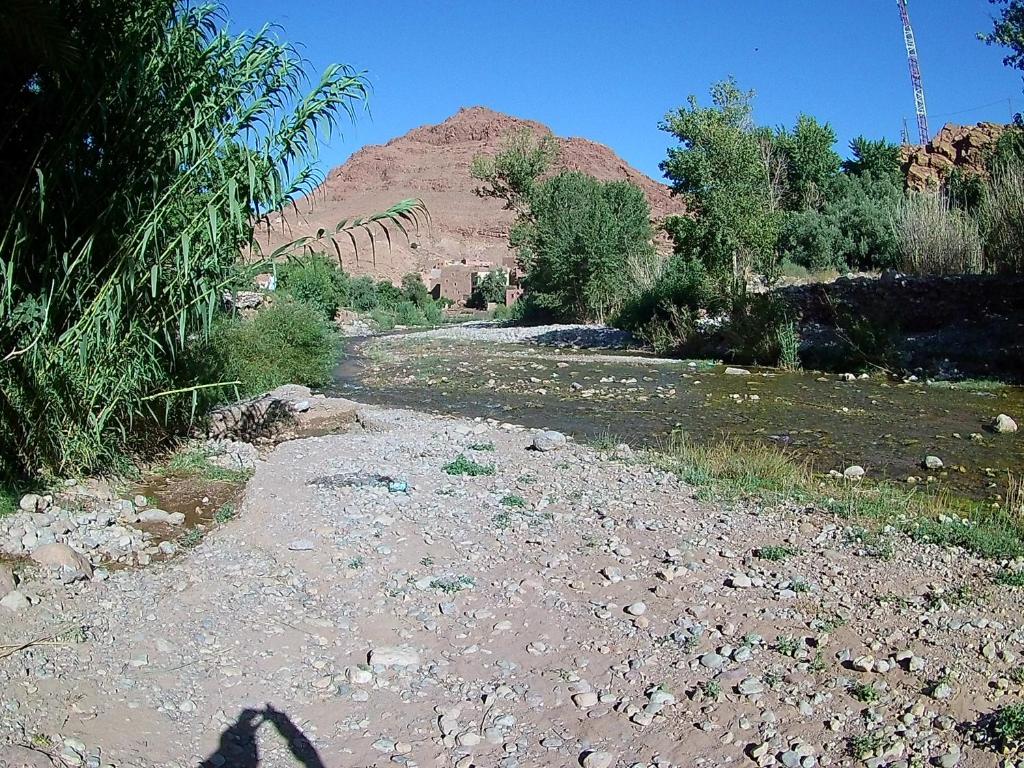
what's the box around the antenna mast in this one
[897,0,930,145]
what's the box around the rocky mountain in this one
[901,122,1006,191]
[260,107,683,282]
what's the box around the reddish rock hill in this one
[901,122,1007,191]
[261,106,682,282]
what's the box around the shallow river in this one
[329,335,1024,501]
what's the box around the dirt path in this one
[0,404,1020,768]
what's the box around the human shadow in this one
[200,704,326,768]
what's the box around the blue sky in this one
[222,1,1023,180]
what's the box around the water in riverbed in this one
[330,337,1024,501]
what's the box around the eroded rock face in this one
[901,122,1007,191]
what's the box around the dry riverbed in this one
[1,400,1023,768]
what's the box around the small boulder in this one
[369,646,421,668]
[991,414,1018,434]
[137,508,172,524]
[533,430,567,452]
[581,751,615,768]
[923,455,944,470]
[843,465,865,480]
[724,367,750,376]
[18,493,45,513]
[30,542,93,578]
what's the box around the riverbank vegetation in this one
[0,1,419,482]
[650,434,1024,561]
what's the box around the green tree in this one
[842,137,903,185]
[468,270,507,309]
[521,173,655,322]
[401,273,431,308]
[775,115,842,210]
[778,173,902,272]
[984,0,1024,72]
[277,255,351,319]
[660,77,781,278]
[471,128,559,216]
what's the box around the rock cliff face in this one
[260,107,683,282]
[901,122,1006,191]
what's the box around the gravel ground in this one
[1,403,1022,768]
[411,322,636,349]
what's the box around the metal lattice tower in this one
[897,0,930,145]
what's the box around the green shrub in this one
[348,276,379,312]
[210,301,340,397]
[778,173,902,272]
[401,273,431,308]
[615,255,730,354]
[393,300,427,326]
[277,254,350,318]
[994,703,1024,750]
[722,291,795,366]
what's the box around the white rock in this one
[843,465,865,480]
[724,367,750,376]
[573,691,599,708]
[18,494,43,513]
[625,601,647,616]
[533,430,567,452]
[992,414,1017,434]
[369,646,421,668]
[582,751,615,768]
[923,456,943,470]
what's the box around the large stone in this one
[843,465,865,480]
[992,414,1018,434]
[18,493,45,512]
[30,542,93,578]
[923,455,944,470]
[369,646,421,668]
[532,430,567,452]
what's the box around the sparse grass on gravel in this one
[650,433,1024,560]
[444,455,495,477]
